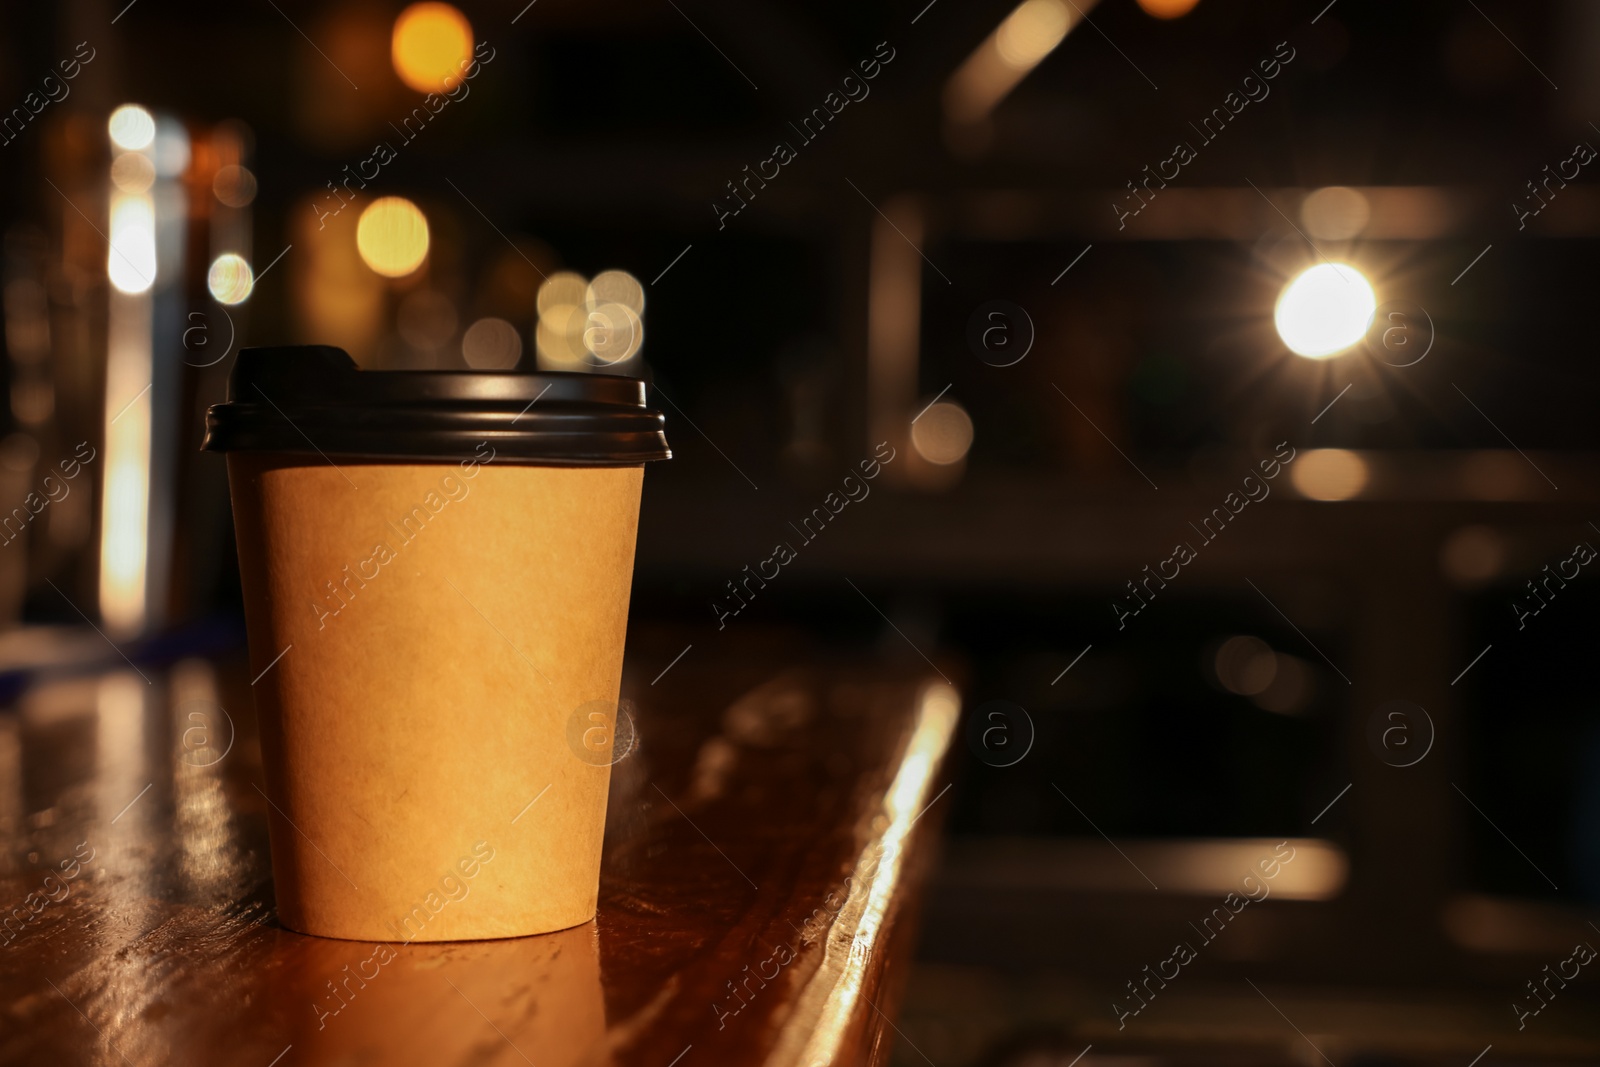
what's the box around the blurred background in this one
[2,0,1599,1062]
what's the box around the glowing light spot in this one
[1136,0,1202,17]
[1252,655,1311,715]
[537,272,588,314]
[107,194,157,294]
[1301,186,1370,240]
[536,274,595,369]
[910,401,974,465]
[213,164,258,207]
[152,121,190,177]
[356,197,430,278]
[108,105,155,151]
[1292,448,1369,501]
[582,302,642,364]
[585,269,645,315]
[1274,263,1375,358]
[1440,524,1506,587]
[1214,636,1277,696]
[995,0,1072,70]
[944,0,1078,128]
[536,303,587,369]
[536,269,649,369]
[392,3,474,94]
[462,317,523,369]
[111,152,156,194]
[207,254,254,305]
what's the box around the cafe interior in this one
[1,0,1599,1064]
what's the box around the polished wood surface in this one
[0,635,957,1067]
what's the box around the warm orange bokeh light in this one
[391,3,473,94]
[356,197,430,278]
[1291,449,1370,501]
[1136,0,1201,18]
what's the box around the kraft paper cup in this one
[203,346,669,941]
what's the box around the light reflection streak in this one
[771,682,959,1067]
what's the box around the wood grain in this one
[0,647,956,1067]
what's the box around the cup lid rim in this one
[202,345,671,466]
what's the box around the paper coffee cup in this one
[204,346,669,941]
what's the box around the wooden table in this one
[0,633,958,1067]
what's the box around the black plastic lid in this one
[202,346,670,466]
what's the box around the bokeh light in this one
[1439,524,1507,586]
[213,164,258,207]
[943,0,1076,129]
[356,197,430,278]
[585,269,645,314]
[391,3,474,94]
[462,317,523,369]
[107,195,157,294]
[1274,262,1376,358]
[537,272,588,313]
[207,254,255,305]
[536,273,589,369]
[995,0,1072,70]
[110,153,156,194]
[1252,654,1311,714]
[1136,0,1202,17]
[1292,448,1370,501]
[1301,186,1371,240]
[1214,636,1277,696]
[535,269,649,369]
[108,105,156,151]
[582,303,643,365]
[911,401,975,465]
[536,303,587,368]
[152,120,190,177]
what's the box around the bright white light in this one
[108,105,156,151]
[1274,263,1375,359]
[207,254,254,305]
[107,194,157,294]
[101,291,153,637]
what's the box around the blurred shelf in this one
[638,450,1600,581]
